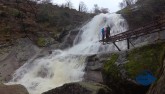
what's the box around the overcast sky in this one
[52,0,123,13]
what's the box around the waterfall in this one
[7,13,128,94]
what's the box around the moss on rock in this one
[124,42,165,79]
[36,37,47,47]
[36,37,54,47]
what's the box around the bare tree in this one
[119,0,137,8]
[65,0,73,9]
[119,2,125,9]
[100,8,109,13]
[60,4,65,8]
[78,1,87,12]
[93,4,101,14]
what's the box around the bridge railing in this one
[110,16,165,42]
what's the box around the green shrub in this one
[12,9,20,17]
[103,53,121,80]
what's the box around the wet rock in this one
[86,62,103,71]
[85,54,98,63]
[59,29,80,49]
[84,71,103,83]
[57,29,69,42]
[43,82,112,94]
[85,54,104,83]
[85,55,102,71]
[86,55,102,71]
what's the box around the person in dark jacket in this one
[106,25,111,42]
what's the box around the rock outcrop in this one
[43,82,112,94]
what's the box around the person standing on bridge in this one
[101,27,106,44]
[106,25,111,43]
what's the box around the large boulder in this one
[43,82,112,94]
[0,83,29,94]
[84,54,104,83]
[0,38,41,82]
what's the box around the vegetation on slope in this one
[125,42,165,79]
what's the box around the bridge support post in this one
[113,42,121,51]
[127,38,130,49]
[130,41,134,48]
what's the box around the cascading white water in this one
[7,13,128,94]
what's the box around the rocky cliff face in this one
[58,28,81,49]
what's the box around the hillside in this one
[0,0,93,47]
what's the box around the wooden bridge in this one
[109,17,165,51]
